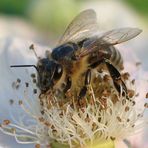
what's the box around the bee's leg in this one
[63,76,72,93]
[104,60,127,94]
[78,69,91,99]
[89,59,127,95]
[104,60,134,103]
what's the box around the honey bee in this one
[11,9,142,100]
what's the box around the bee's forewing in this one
[99,27,142,45]
[79,27,142,58]
[58,9,98,45]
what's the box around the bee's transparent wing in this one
[99,27,142,45]
[79,27,142,57]
[58,9,98,45]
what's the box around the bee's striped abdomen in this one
[109,46,123,70]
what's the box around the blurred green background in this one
[125,0,148,18]
[0,0,29,16]
[0,0,80,35]
[0,0,148,56]
[0,0,147,36]
[1,0,148,17]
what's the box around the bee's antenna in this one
[10,44,40,73]
[10,65,39,72]
[29,44,40,59]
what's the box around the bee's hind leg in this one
[104,59,134,104]
[104,60,127,95]
[78,69,91,99]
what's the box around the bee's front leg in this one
[78,69,91,99]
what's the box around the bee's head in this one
[10,58,63,93]
[37,58,63,92]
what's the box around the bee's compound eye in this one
[54,64,63,80]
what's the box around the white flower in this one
[0,37,148,148]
